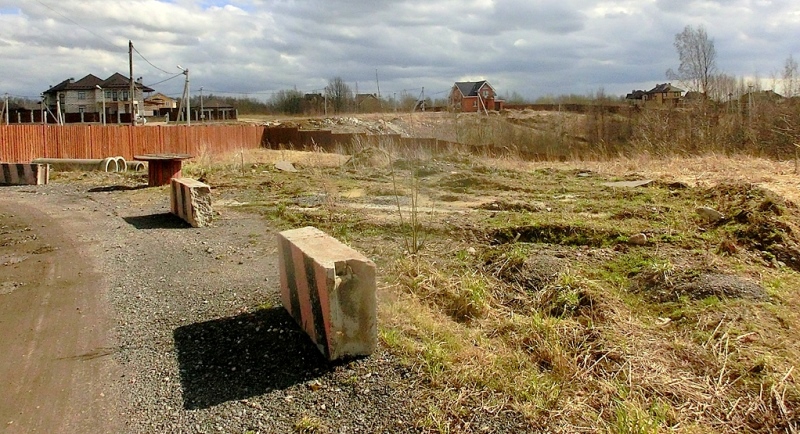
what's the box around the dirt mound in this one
[490,224,621,247]
[477,200,548,212]
[632,269,768,302]
[700,183,800,270]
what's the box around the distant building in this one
[625,83,684,107]
[42,73,154,123]
[304,93,324,115]
[625,90,647,105]
[144,93,177,116]
[449,80,504,112]
[355,93,381,112]
[739,90,784,105]
[644,83,684,106]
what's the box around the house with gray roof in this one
[449,80,504,113]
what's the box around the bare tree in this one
[783,54,798,98]
[710,73,738,102]
[667,25,717,95]
[324,77,353,114]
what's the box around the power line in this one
[145,73,183,88]
[131,44,175,75]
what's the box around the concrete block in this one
[170,178,213,227]
[277,226,377,361]
[0,163,49,185]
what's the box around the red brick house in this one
[449,80,504,112]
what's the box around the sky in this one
[1,0,799,102]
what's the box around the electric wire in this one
[145,73,183,88]
[131,44,176,75]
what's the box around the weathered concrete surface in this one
[170,178,213,227]
[277,226,377,361]
[0,163,49,185]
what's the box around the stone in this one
[696,206,724,223]
[170,178,213,227]
[275,161,298,172]
[629,233,648,245]
[277,226,377,361]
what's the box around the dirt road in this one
[0,193,121,433]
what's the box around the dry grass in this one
[175,137,800,433]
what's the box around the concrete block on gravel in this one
[170,178,213,227]
[277,226,377,361]
[0,163,49,185]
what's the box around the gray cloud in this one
[0,0,798,101]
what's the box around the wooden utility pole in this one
[129,40,135,125]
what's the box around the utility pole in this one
[199,86,204,122]
[177,65,190,126]
[96,85,106,125]
[375,69,381,98]
[129,40,135,125]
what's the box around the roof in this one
[355,93,378,104]
[7,100,41,111]
[44,73,154,94]
[646,83,684,94]
[201,99,234,109]
[626,90,646,100]
[45,74,103,92]
[453,80,494,97]
[145,93,176,103]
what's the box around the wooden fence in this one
[0,124,268,162]
[1,124,531,164]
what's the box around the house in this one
[3,100,46,123]
[42,73,154,123]
[199,99,237,121]
[449,80,504,113]
[625,90,647,105]
[303,93,324,115]
[144,93,177,116]
[644,83,684,106]
[739,90,784,105]
[355,93,381,112]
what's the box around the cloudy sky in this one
[1,0,798,102]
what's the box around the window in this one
[482,90,489,98]
[78,105,85,113]
[106,91,112,99]
[78,91,86,100]
[112,91,118,101]
[473,100,478,108]
[122,91,129,101]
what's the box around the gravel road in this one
[1,180,425,433]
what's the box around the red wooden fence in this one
[0,124,267,163]
[0,124,538,164]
